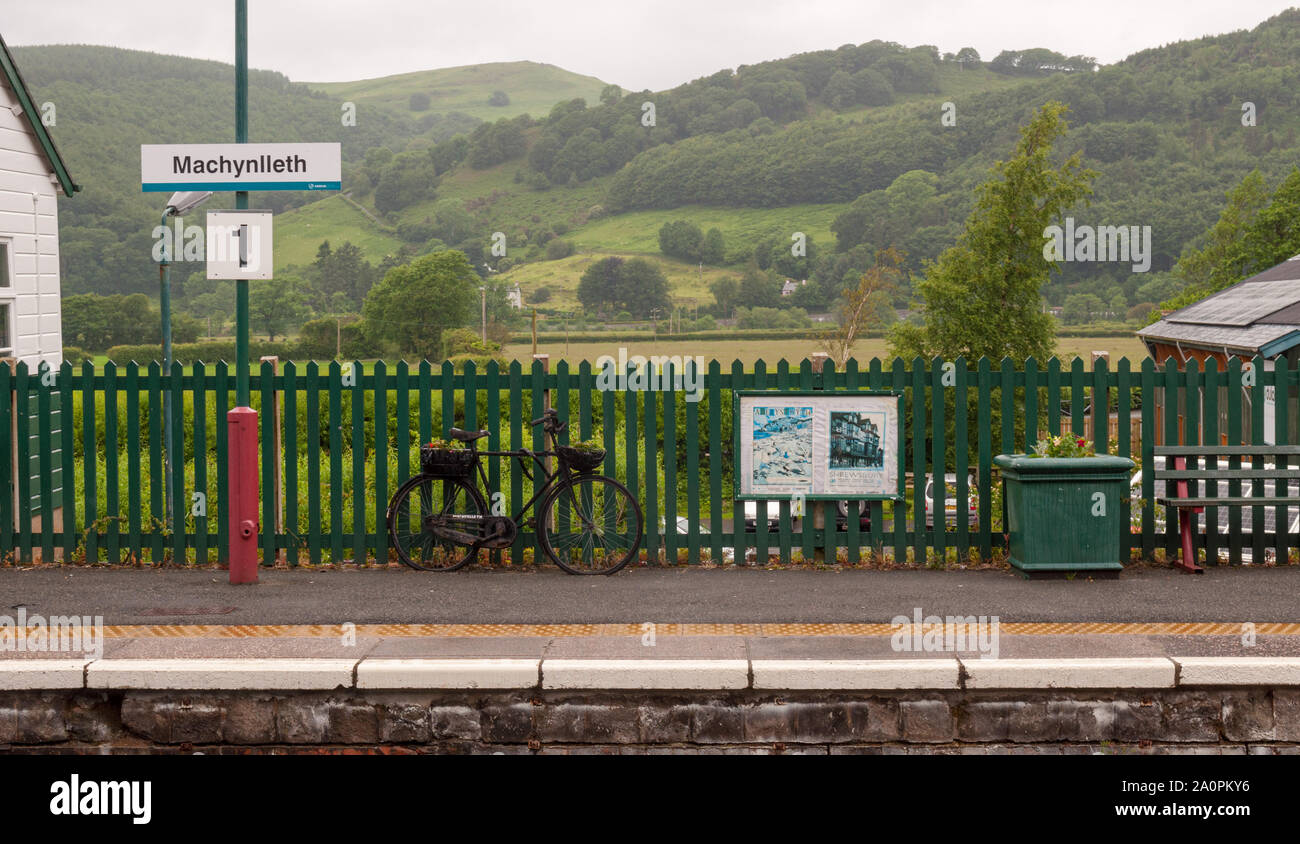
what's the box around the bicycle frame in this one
[466,445,573,524]
[462,415,596,526]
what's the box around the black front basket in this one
[557,445,605,472]
[420,446,476,478]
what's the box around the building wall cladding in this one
[0,71,64,369]
[2,688,1299,753]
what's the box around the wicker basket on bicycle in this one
[419,444,476,478]
[556,444,605,472]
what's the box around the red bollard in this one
[227,406,260,584]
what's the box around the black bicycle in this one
[386,409,643,575]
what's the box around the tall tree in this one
[822,247,905,367]
[709,276,739,317]
[249,276,308,342]
[577,256,670,317]
[1155,168,1300,317]
[362,250,477,358]
[889,101,1094,362]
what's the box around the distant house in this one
[780,279,806,297]
[0,34,78,368]
[506,283,522,309]
[1137,255,1300,444]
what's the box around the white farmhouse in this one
[0,34,78,368]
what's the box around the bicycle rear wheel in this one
[387,475,486,571]
[540,474,643,575]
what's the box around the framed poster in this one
[734,391,904,501]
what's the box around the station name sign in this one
[142,142,341,192]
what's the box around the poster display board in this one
[734,391,904,501]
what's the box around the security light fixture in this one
[165,190,213,216]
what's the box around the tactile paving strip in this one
[57,621,1300,639]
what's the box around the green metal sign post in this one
[227,0,258,583]
[139,2,339,580]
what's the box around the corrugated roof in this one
[1167,279,1300,326]
[1137,259,1300,354]
[1140,318,1300,353]
[1238,254,1300,284]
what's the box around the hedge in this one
[104,340,297,366]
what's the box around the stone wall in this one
[3,688,1298,754]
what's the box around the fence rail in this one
[4,355,1297,567]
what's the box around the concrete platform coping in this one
[3,657,1300,692]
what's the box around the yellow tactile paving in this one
[38,621,1300,639]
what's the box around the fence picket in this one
[61,364,76,561]
[80,362,97,563]
[1275,357,1292,564]
[306,362,322,565]
[328,361,344,564]
[1226,357,1242,565]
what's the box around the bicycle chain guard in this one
[479,516,518,549]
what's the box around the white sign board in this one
[142,143,341,192]
[207,211,273,280]
[735,392,905,500]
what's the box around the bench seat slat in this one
[1157,469,1299,480]
[1155,445,1300,456]
[1158,497,1300,507]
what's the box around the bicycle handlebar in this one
[530,409,566,433]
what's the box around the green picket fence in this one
[2,355,1296,567]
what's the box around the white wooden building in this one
[0,34,78,368]
[0,35,77,551]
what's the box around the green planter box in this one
[993,454,1136,578]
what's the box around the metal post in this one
[811,353,830,562]
[228,0,258,584]
[159,210,174,523]
[234,0,249,404]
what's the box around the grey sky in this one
[5,1,1296,91]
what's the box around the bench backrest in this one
[1152,446,1298,498]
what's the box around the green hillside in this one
[274,194,405,270]
[27,11,1300,347]
[307,61,612,121]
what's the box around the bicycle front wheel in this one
[540,474,643,575]
[387,475,486,571]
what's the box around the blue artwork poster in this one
[751,405,813,493]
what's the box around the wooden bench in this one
[1154,445,1300,573]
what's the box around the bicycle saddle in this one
[447,428,488,443]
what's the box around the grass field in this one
[306,61,612,122]
[504,335,1152,366]
[567,203,844,255]
[275,194,406,270]
[498,251,745,311]
[401,161,612,234]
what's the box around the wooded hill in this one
[19,9,1300,323]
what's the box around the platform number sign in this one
[206,210,273,280]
